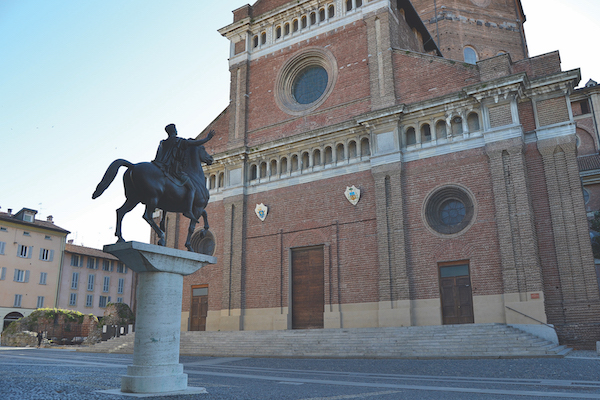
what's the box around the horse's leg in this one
[184,216,197,252]
[143,203,165,246]
[115,198,138,243]
[200,209,209,234]
[159,210,166,232]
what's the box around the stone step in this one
[78,324,571,358]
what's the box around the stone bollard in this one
[103,241,216,395]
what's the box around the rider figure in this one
[153,123,214,223]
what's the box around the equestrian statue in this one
[92,124,214,252]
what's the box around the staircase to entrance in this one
[78,323,571,359]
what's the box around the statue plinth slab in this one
[103,241,216,394]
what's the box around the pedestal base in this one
[121,365,188,393]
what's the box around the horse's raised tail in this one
[92,159,135,199]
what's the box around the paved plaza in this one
[1,347,600,399]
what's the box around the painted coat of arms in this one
[344,185,361,205]
[255,203,268,221]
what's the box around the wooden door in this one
[190,286,208,331]
[439,264,474,325]
[291,247,324,329]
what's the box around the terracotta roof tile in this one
[65,243,119,260]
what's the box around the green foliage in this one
[102,303,135,326]
[29,308,86,324]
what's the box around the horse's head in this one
[198,145,214,166]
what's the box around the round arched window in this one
[424,185,475,235]
[275,48,338,115]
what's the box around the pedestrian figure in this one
[37,331,43,348]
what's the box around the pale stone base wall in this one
[183,292,548,332]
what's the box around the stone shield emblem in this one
[255,203,268,221]
[344,185,360,205]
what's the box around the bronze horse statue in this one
[92,130,214,252]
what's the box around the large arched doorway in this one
[3,312,24,330]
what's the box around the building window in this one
[14,294,22,307]
[17,245,31,259]
[86,294,93,307]
[39,272,47,285]
[310,12,316,25]
[276,26,282,39]
[14,269,29,283]
[118,278,125,294]
[452,116,463,135]
[23,231,31,236]
[463,47,477,64]
[467,112,480,132]
[293,66,328,105]
[117,262,126,274]
[0,227,6,232]
[293,19,299,32]
[99,296,108,308]
[346,0,353,11]
[117,297,123,303]
[103,276,110,292]
[319,8,325,22]
[71,254,82,267]
[328,4,335,18]
[88,274,95,291]
[421,124,432,142]
[0,267,6,280]
[301,15,307,29]
[436,120,447,139]
[424,185,476,235]
[102,260,111,271]
[71,272,79,290]
[36,296,44,309]
[261,31,266,45]
[87,257,97,269]
[406,127,416,145]
[69,293,77,306]
[252,35,258,48]
[361,138,370,156]
[284,22,290,36]
[0,241,5,255]
[39,248,53,261]
[45,235,51,240]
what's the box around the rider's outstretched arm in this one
[187,130,215,146]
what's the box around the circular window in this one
[275,48,338,115]
[190,229,216,256]
[424,186,475,235]
[293,66,328,104]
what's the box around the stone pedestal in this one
[104,241,216,394]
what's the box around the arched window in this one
[361,138,370,156]
[324,146,333,164]
[356,0,362,7]
[284,23,290,36]
[406,127,416,145]
[310,12,317,25]
[336,143,345,161]
[270,160,277,177]
[259,162,267,178]
[250,164,258,180]
[301,15,307,29]
[463,47,477,64]
[261,32,266,45]
[467,112,480,132]
[452,116,463,135]
[293,19,299,32]
[436,120,447,139]
[313,149,321,166]
[302,152,310,170]
[348,141,357,158]
[291,154,299,171]
[328,5,335,19]
[209,174,216,189]
[276,26,282,39]
[253,35,259,48]
[280,157,288,174]
[319,8,325,22]
[421,124,432,142]
[218,172,224,188]
[346,0,353,11]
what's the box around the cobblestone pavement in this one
[1,347,600,399]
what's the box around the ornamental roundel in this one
[422,185,476,236]
[470,0,491,7]
[274,47,338,116]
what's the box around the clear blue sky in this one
[1,0,598,249]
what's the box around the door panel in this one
[440,265,474,325]
[292,247,324,329]
[190,287,208,331]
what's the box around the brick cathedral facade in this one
[155,0,600,348]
